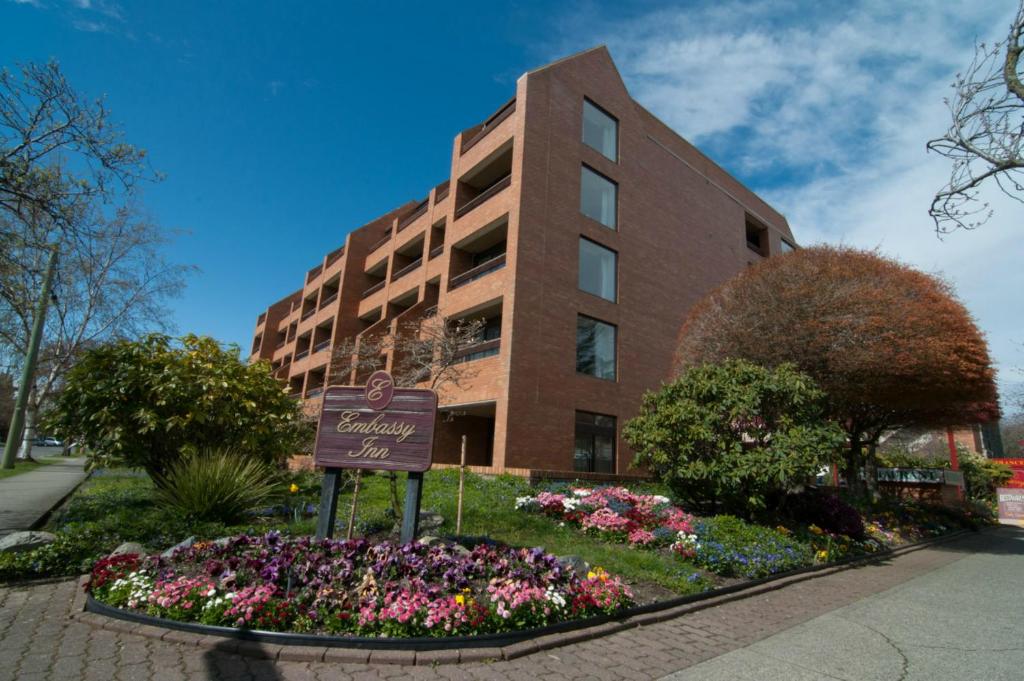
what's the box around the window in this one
[745,217,767,255]
[583,100,617,161]
[574,411,615,473]
[580,166,617,229]
[576,315,616,380]
[780,239,796,253]
[578,237,617,302]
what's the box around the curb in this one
[70,527,981,666]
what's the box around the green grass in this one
[0,456,62,480]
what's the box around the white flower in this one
[572,489,592,497]
[652,495,670,504]
[561,498,580,511]
[514,496,538,510]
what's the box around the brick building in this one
[249,47,796,478]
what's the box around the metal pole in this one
[315,467,343,539]
[456,435,467,535]
[2,247,58,470]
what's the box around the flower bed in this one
[86,532,634,637]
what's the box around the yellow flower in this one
[455,594,465,606]
[587,571,597,580]
[809,525,824,536]
[776,525,791,535]
[289,483,299,494]
[816,550,829,561]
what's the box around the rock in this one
[109,541,146,557]
[450,543,471,556]
[556,555,590,576]
[418,535,442,546]
[0,531,56,554]
[212,536,233,547]
[161,536,195,559]
[418,512,444,532]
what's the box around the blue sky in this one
[3,0,1022,412]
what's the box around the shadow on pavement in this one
[936,525,1024,555]
[204,641,283,681]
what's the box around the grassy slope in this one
[0,456,59,480]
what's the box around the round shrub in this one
[154,448,280,523]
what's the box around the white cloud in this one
[559,0,1024,414]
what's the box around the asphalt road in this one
[661,527,1024,681]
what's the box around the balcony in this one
[257,312,266,325]
[368,232,391,253]
[454,338,501,363]
[455,174,511,220]
[362,280,385,298]
[450,254,505,290]
[300,308,316,321]
[305,387,324,398]
[397,199,428,232]
[307,264,323,284]
[434,180,450,203]
[319,292,338,308]
[429,245,443,259]
[314,339,331,354]
[391,256,422,282]
[295,349,310,361]
[275,340,286,349]
[461,97,516,154]
[325,245,345,268]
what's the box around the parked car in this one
[32,436,63,447]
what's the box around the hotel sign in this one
[313,371,437,472]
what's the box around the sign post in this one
[312,371,436,542]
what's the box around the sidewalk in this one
[0,456,88,537]
[0,525,1017,681]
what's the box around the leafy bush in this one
[690,515,813,578]
[785,489,865,539]
[958,449,1012,502]
[876,450,951,469]
[154,449,280,523]
[47,334,310,479]
[624,360,846,515]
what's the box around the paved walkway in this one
[663,526,1024,680]
[0,455,87,537]
[1,527,1020,680]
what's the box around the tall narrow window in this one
[580,166,617,229]
[578,237,617,302]
[574,411,616,473]
[576,315,616,380]
[780,239,796,253]
[582,100,618,161]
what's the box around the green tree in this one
[47,334,307,480]
[624,360,845,516]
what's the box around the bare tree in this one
[928,4,1024,234]
[1,61,153,244]
[329,313,486,515]
[0,204,190,459]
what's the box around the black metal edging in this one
[83,529,974,652]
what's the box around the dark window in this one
[745,217,767,255]
[579,237,617,302]
[574,411,616,473]
[582,99,618,161]
[576,315,616,380]
[581,166,617,229]
[472,242,506,267]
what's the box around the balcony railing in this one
[461,98,516,154]
[453,338,500,363]
[294,349,310,361]
[319,292,338,308]
[449,253,506,290]
[455,174,511,219]
[390,257,422,282]
[257,312,266,325]
[429,245,444,260]
[314,340,331,353]
[301,308,316,320]
[369,233,391,253]
[397,199,428,232]
[434,180,450,203]
[307,264,323,283]
[325,246,345,267]
[362,280,385,298]
[275,340,286,349]
[423,305,437,318]
[305,387,324,398]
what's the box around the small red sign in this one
[313,378,436,473]
[365,370,395,410]
[992,459,1024,489]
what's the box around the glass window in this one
[583,100,617,161]
[574,411,616,473]
[580,166,617,229]
[578,238,617,302]
[576,315,616,380]
[780,240,796,253]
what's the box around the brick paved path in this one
[0,529,1013,681]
